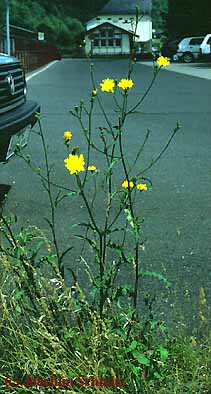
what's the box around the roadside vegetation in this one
[0,14,211,392]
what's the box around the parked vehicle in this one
[176,36,205,63]
[135,46,160,60]
[161,39,182,60]
[0,53,40,162]
[199,34,211,57]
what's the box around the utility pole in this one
[5,0,11,55]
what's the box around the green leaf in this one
[64,328,79,340]
[139,270,171,288]
[132,351,150,366]
[129,340,138,351]
[105,159,119,181]
[67,191,78,197]
[14,290,24,301]
[159,346,169,362]
[153,371,163,380]
[124,208,134,228]
[15,305,22,314]
[132,366,140,376]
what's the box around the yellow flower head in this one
[100,78,115,93]
[64,153,85,174]
[64,130,72,141]
[118,79,134,90]
[92,89,98,96]
[88,165,97,171]
[156,56,170,67]
[136,183,147,191]
[122,180,134,189]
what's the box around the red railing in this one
[15,40,61,71]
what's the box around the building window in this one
[108,28,114,37]
[96,17,101,20]
[115,38,121,47]
[93,28,122,48]
[101,29,107,37]
[101,39,107,47]
[93,39,100,46]
[108,39,114,46]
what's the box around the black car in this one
[161,39,182,60]
[0,53,40,162]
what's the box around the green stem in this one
[76,175,100,236]
[38,120,63,278]
[126,69,159,115]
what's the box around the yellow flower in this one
[88,165,97,171]
[64,130,72,141]
[118,79,134,90]
[136,183,147,191]
[92,89,98,96]
[64,153,85,174]
[156,56,170,67]
[122,180,134,189]
[100,78,115,93]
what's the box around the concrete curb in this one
[26,60,59,82]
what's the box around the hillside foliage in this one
[168,0,211,37]
[152,0,168,32]
[0,0,107,52]
[0,0,168,52]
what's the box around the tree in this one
[0,0,106,53]
[152,0,168,32]
[168,0,211,38]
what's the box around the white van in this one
[200,34,211,56]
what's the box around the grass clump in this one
[0,11,210,393]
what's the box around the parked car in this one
[135,46,160,61]
[176,36,205,63]
[199,34,211,58]
[161,39,182,60]
[0,52,40,163]
[161,36,205,63]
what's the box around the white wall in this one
[122,34,130,54]
[86,14,152,42]
[85,32,130,55]
[85,37,92,54]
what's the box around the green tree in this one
[152,0,168,32]
[10,0,45,30]
[0,0,106,53]
[168,0,211,37]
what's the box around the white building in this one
[85,0,152,56]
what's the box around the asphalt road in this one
[1,59,211,332]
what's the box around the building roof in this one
[0,24,36,39]
[99,0,152,15]
[86,21,138,36]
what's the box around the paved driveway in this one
[1,59,211,330]
[139,59,211,80]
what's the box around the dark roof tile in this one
[99,0,152,15]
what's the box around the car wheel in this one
[183,52,194,63]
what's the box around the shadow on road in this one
[189,62,211,68]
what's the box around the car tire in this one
[182,52,194,63]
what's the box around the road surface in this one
[1,59,211,331]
